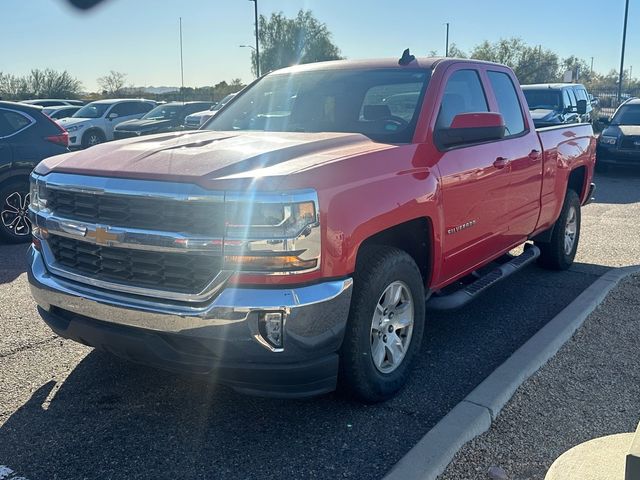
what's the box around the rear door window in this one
[0,109,33,137]
[436,69,489,128]
[487,71,526,136]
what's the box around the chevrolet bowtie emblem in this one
[85,227,118,245]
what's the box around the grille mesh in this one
[46,189,224,236]
[48,235,221,294]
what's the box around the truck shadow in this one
[0,262,610,480]
[0,243,29,285]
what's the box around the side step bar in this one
[426,244,541,311]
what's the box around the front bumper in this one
[113,130,141,140]
[28,247,353,398]
[597,146,640,166]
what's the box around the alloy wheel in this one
[370,281,415,374]
[1,191,31,237]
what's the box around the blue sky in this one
[1,0,637,91]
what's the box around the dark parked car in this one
[522,84,588,128]
[21,99,84,107]
[42,105,81,120]
[113,101,214,139]
[596,98,640,169]
[0,101,68,242]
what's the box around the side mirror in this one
[435,112,506,148]
[598,116,610,125]
[107,112,119,120]
[576,99,588,115]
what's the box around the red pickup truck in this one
[27,55,595,402]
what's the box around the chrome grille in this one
[48,235,221,294]
[46,189,225,236]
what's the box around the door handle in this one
[493,157,510,169]
[528,149,541,160]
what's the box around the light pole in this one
[445,22,450,57]
[249,0,260,76]
[590,56,594,75]
[179,17,184,101]
[618,0,630,102]
[240,45,257,78]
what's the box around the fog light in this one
[259,312,284,349]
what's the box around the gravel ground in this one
[439,273,640,480]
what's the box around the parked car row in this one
[17,97,228,148]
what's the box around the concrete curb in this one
[384,265,640,480]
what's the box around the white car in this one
[184,93,237,129]
[58,99,155,148]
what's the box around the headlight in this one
[223,192,320,273]
[65,124,84,132]
[29,175,48,213]
[599,135,617,145]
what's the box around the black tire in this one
[0,180,32,243]
[81,129,106,149]
[536,189,581,270]
[339,246,426,402]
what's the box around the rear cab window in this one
[487,71,526,136]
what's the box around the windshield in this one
[205,69,430,142]
[72,103,110,118]
[523,90,562,110]
[143,104,182,120]
[211,93,236,111]
[611,105,640,126]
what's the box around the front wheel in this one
[81,129,105,148]
[339,246,426,402]
[536,189,581,270]
[0,180,32,243]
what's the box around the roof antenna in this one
[398,48,416,66]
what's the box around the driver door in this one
[435,68,512,284]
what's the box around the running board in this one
[426,244,541,311]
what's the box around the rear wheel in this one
[81,129,105,148]
[536,189,581,270]
[339,246,426,402]
[0,180,32,243]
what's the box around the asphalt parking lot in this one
[1,169,639,480]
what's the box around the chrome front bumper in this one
[28,246,353,366]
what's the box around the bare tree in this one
[28,69,82,98]
[0,69,81,100]
[97,70,128,96]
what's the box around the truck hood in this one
[36,130,393,189]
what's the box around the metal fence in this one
[590,87,640,118]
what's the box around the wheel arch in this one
[355,217,434,287]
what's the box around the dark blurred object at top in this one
[67,0,105,10]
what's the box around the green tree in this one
[253,10,342,75]
[561,56,593,83]
[469,38,559,84]
[446,43,467,58]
